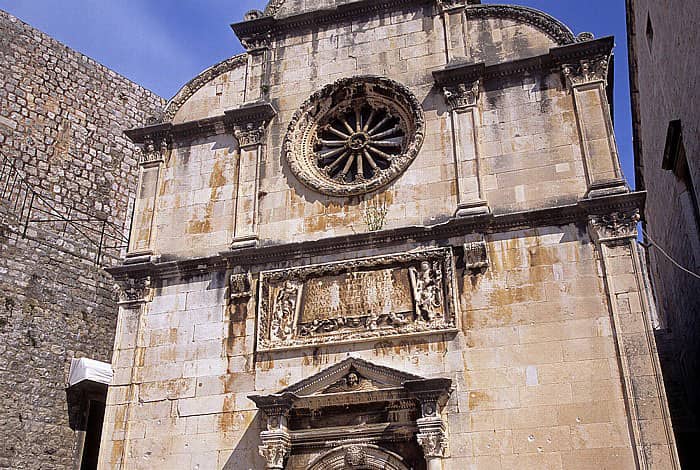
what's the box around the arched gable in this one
[164,53,248,124]
[463,4,579,63]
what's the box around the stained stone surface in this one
[63,0,680,469]
[0,9,164,470]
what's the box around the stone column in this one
[589,209,681,470]
[405,379,452,470]
[561,50,627,198]
[258,405,292,470]
[443,80,490,217]
[127,136,167,258]
[231,122,266,249]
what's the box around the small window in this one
[646,13,654,50]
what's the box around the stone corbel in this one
[463,237,489,275]
[114,276,152,308]
[230,272,253,301]
[433,64,490,217]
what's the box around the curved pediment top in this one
[465,4,577,46]
[162,53,248,122]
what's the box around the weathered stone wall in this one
[0,10,164,469]
[627,0,700,462]
[99,1,677,469]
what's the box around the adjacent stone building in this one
[627,0,700,466]
[0,10,164,469]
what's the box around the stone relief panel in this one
[256,249,457,351]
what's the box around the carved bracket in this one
[234,122,267,149]
[416,416,448,459]
[463,238,489,275]
[230,273,253,300]
[259,430,291,470]
[561,54,610,88]
[256,249,458,351]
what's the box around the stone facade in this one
[101,0,678,469]
[627,0,700,466]
[0,10,164,469]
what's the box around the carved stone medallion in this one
[256,249,457,351]
[283,76,425,196]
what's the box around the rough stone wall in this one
[0,10,164,469]
[627,0,700,460]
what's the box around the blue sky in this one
[0,0,634,188]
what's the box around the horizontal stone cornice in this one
[432,36,614,86]
[107,192,645,282]
[123,102,277,144]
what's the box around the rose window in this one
[315,105,405,183]
[284,76,425,196]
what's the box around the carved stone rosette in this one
[256,249,458,351]
[114,277,151,306]
[443,80,480,111]
[589,209,641,245]
[561,54,611,88]
[283,76,425,196]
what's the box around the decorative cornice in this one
[105,192,645,282]
[464,4,576,45]
[124,102,277,145]
[163,54,248,122]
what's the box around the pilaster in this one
[589,209,680,469]
[438,1,469,62]
[231,122,266,249]
[127,135,168,258]
[553,37,628,198]
[434,64,490,217]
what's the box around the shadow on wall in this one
[221,411,266,469]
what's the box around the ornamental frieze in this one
[256,249,457,351]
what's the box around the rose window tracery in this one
[315,104,405,183]
[284,76,424,196]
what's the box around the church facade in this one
[103,1,679,468]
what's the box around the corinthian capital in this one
[235,122,267,149]
[561,54,610,88]
[589,209,640,244]
[443,80,480,111]
[114,276,152,305]
[258,430,291,470]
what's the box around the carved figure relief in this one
[409,261,443,323]
[323,370,380,393]
[257,249,457,351]
[284,76,425,196]
[270,280,302,342]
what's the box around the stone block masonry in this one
[0,9,164,469]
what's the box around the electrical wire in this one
[640,227,700,280]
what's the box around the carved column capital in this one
[241,34,271,53]
[114,277,152,306]
[235,122,267,149]
[437,0,467,12]
[443,80,480,111]
[589,209,640,245]
[138,135,169,166]
[561,54,610,88]
[416,416,448,459]
[258,430,291,470]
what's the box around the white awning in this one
[68,357,113,387]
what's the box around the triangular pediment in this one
[281,358,424,397]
